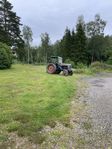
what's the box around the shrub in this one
[90,61,112,72]
[106,57,112,65]
[76,63,87,69]
[91,61,103,68]
[0,42,12,69]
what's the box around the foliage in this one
[106,57,112,65]
[87,35,106,63]
[104,36,112,62]
[23,25,33,46]
[0,0,23,47]
[40,33,52,63]
[74,67,92,75]
[91,61,103,68]
[76,63,87,69]
[74,20,87,64]
[24,14,112,66]
[0,42,12,69]
[1,3,112,67]
[90,61,112,72]
[86,14,106,37]
[54,17,87,65]
[73,62,92,75]
[22,25,33,64]
[60,28,72,60]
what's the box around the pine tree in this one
[75,23,87,64]
[61,28,72,61]
[0,0,23,46]
[71,29,76,61]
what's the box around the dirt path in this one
[80,74,112,148]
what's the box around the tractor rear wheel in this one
[47,63,56,74]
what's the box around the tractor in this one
[47,56,73,76]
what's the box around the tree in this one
[103,36,112,63]
[59,28,72,61]
[40,33,51,63]
[52,40,62,57]
[23,25,33,64]
[0,0,23,46]
[0,42,12,69]
[76,15,85,29]
[70,29,76,61]
[86,14,106,37]
[86,14,106,63]
[74,18,87,64]
[87,35,106,62]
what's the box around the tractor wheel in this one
[69,71,73,76]
[63,69,68,76]
[47,63,56,74]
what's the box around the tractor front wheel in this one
[63,69,68,76]
[68,70,73,76]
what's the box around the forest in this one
[0,0,112,68]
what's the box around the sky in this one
[9,0,112,45]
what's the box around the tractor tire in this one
[69,70,73,76]
[63,69,68,76]
[47,63,56,74]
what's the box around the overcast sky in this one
[9,0,112,45]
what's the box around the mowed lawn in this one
[0,64,78,142]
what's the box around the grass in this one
[0,64,78,142]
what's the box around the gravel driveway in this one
[81,74,112,148]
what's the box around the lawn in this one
[0,64,78,142]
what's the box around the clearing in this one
[0,64,78,147]
[0,65,112,149]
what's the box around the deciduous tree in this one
[23,25,33,64]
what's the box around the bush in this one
[76,63,87,69]
[0,42,12,69]
[106,57,112,65]
[91,61,103,68]
[90,61,112,72]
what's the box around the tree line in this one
[0,0,112,67]
[25,15,112,66]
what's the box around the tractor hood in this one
[61,63,72,66]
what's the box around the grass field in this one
[0,64,78,142]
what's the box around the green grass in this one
[0,64,78,142]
